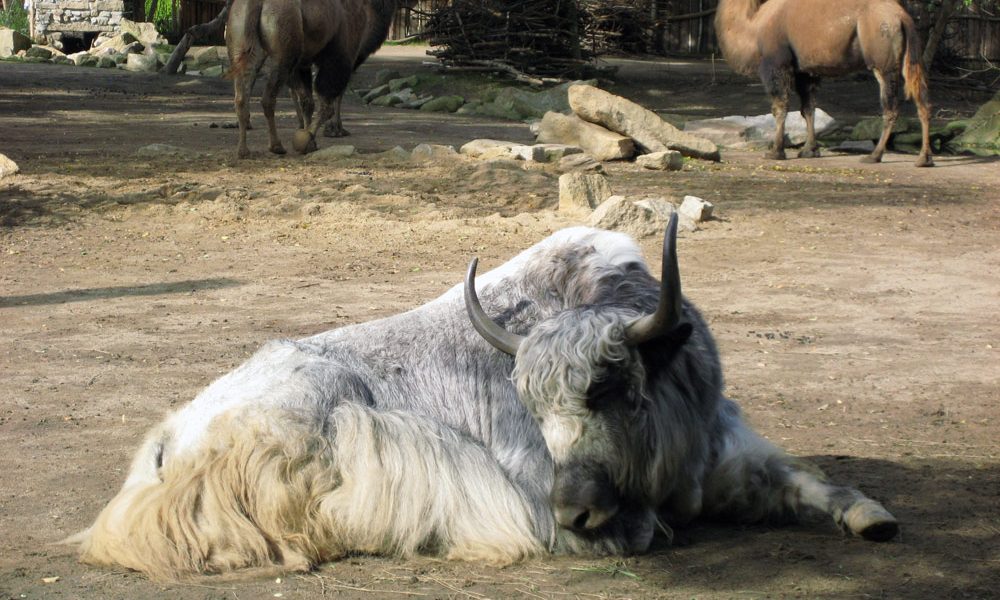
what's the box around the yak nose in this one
[551,462,619,531]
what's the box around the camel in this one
[226,0,401,158]
[714,0,934,167]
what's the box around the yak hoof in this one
[843,499,899,542]
[798,148,821,159]
[915,155,935,168]
[765,149,786,160]
[292,129,315,154]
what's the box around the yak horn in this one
[625,213,684,345]
[464,258,524,356]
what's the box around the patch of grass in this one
[0,2,29,36]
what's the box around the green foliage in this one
[144,0,177,33]
[0,2,30,36]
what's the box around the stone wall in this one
[31,0,126,37]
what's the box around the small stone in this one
[636,150,683,171]
[558,172,612,217]
[0,153,20,179]
[136,144,192,158]
[201,64,224,77]
[363,84,390,103]
[460,139,521,159]
[679,195,713,222]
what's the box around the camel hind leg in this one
[702,400,898,541]
[862,69,901,164]
[795,74,821,159]
[295,47,354,154]
[231,55,266,159]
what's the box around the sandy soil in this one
[1,47,999,599]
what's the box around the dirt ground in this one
[1,46,998,600]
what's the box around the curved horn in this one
[464,258,525,356]
[624,213,684,345]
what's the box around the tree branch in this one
[163,0,233,75]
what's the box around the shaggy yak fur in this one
[225,0,401,158]
[715,0,933,166]
[69,218,899,580]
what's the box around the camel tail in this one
[225,0,266,81]
[901,16,928,104]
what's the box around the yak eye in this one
[585,370,630,412]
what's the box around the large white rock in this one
[558,173,612,217]
[684,109,837,147]
[536,111,635,161]
[125,52,159,72]
[679,195,713,222]
[0,153,20,179]
[305,144,356,162]
[636,150,683,171]
[459,139,521,160]
[120,19,166,46]
[568,85,720,161]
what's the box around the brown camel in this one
[226,0,401,158]
[715,0,933,167]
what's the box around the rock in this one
[74,52,100,67]
[362,84,390,103]
[832,140,876,154]
[460,139,521,159]
[137,144,192,157]
[201,64,224,78]
[24,46,53,60]
[0,153,20,179]
[679,195,713,222]
[420,95,465,113]
[52,55,73,65]
[633,197,676,220]
[558,153,603,173]
[410,143,460,163]
[92,32,139,54]
[188,46,222,69]
[512,143,582,162]
[98,56,117,69]
[569,84,720,161]
[0,28,31,58]
[686,110,837,147]
[953,91,1000,156]
[370,89,414,107]
[455,101,482,115]
[589,195,658,237]
[851,116,912,141]
[125,52,159,72]
[476,80,598,122]
[558,173,612,217]
[388,75,420,93]
[400,95,434,110]
[370,145,411,163]
[305,145,356,161]
[636,150,683,171]
[120,19,166,46]
[536,111,635,161]
[373,69,401,87]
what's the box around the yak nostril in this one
[572,510,590,530]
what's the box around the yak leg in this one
[795,74,821,159]
[701,401,898,541]
[322,95,349,138]
[863,69,902,164]
[760,58,793,160]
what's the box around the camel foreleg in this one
[760,59,794,160]
[863,69,901,164]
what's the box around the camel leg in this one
[795,74,821,159]
[296,49,353,154]
[863,69,901,164]
[289,65,314,130]
[261,58,298,156]
[912,78,934,168]
[232,57,266,159]
[323,96,350,138]
[760,60,793,160]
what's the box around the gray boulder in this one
[679,195,713,222]
[305,145,356,162]
[558,172,612,217]
[589,196,682,238]
[477,80,598,122]
[120,19,167,46]
[125,52,159,72]
[558,153,603,173]
[420,95,465,113]
[569,84,720,161]
[0,28,31,58]
[24,46,53,60]
[686,110,836,147]
[410,143,460,163]
[952,91,1000,156]
[513,143,582,163]
[536,111,635,161]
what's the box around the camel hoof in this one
[798,148,821,159]
[843,499,899,542]
[269,145,287,156]
[915,155,934,168]
[292,129,315,154]
[765,150,786,160]
[323,126,351,138]
[237,148,251,159]
[860,154,882,164]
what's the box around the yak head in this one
[465,215,694,540]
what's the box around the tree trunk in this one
[163,0,233,75]
[922,0,962,68]
[146,0,160,22]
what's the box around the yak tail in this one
[901,16,929,105]
[225,0,266,81]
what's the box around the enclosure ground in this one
[1,47,998,600]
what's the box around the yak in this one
[226,0,402,158]
[69,216,898,580]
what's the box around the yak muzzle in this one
[551,462,620,531]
